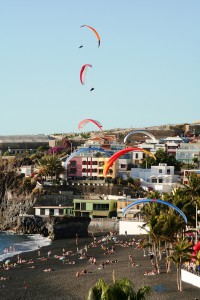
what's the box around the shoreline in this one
[0,232,52,262]
[0,234,199,300]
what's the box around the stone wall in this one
[88,219,119,235]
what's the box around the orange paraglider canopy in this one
[81,25,100,47]
[103,147,156,177]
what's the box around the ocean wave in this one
[0,232,51,262]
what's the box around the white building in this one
[130,163,180,193]
[176,143,200,165]
[138,140,165,155]
[20,165,33,177]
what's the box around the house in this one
[34,205,73,217]
[176,142,200,165]
[116,197,144,219]
[181,169,200,185]
[20,165,34,177]
[33,193,75,217]
[130,163,180,193]
[73,195,117,219]
[66,153,118,180]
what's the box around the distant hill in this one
[50,121,200,142]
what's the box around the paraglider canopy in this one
[193,241,200,253]
[124,130,157,144]
[80,64,92,85]
[122,198,187,224]
[78,119,103,131]
[80,25,100,47]
[103,147,156,177]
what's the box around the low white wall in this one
[181,269,200,288]
[119,220,148,235]
[88,219,119,234]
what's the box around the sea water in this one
[0,231,51,261]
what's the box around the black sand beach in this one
[0,235,199,300]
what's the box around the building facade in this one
[130,163,180,193]
[73,197,117,219]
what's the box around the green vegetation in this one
[87,272,151,300]
[141,149,182,171]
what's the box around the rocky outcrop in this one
[0,188,91,240]
[0,190,37,231]
[16,216,91,240]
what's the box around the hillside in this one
[52,122,193,143]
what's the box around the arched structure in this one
[122,198,187,224]
[124,130,156,144]
[103,147,156,177]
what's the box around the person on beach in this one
[128,253,133,265]
[38,246,41,257]
[149,252,154,265]
[47,250,51,258]
[75,233,79,246]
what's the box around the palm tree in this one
[87,275,151,300]
[38,155,66,180]
[183,173,200,203]
[182,173,200,241]
[167,237,193,291]
[159,211,185,273]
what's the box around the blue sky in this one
[0,0,199,135]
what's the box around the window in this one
[158,178,163,183]
[120,164,126,169]
[75,203,80,210]
[81,203,86,210]
[167,169,170,174]
[59,209,64,215]
[159,169,162,173]
[135,153,138,159]
[93,204,109,210]
[151,178,157,183]
[82,161,87,165]
[70,169,76,174]
[99,162,104,166]
[40,208,45,215]
[49,209,54,215]
[70,161,76,167]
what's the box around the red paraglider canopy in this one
[78,119,103,131]
[193,241,200,253]
[80,64,92,85]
